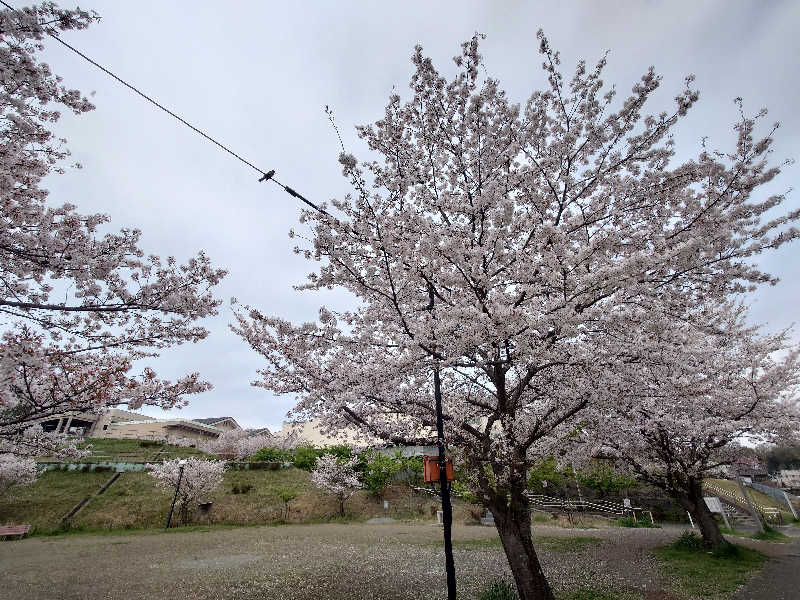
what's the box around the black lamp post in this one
[164,458,187,529]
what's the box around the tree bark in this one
[491,494,555,600]
[679,481,725,549]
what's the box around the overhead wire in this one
[0,0,329,215]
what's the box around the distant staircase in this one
[525,493,650,521]
[703,481,782,525]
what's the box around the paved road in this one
[732,527,800,600]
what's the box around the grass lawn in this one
[58,437,211,462]
[0,471,111,532]
[654,542,767,599]
[720,524,792,543]
[1,467,451,535]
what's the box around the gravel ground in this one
[0,522,750,600]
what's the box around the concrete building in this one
[279,419,369,447]
[777,469,800,492]
[34,409,242,443]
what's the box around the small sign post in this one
[704,496,730,530]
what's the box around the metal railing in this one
[525,493,646,518]
[704,482,782,522]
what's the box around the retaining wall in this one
[37,460,286,473]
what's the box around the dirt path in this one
[731,527,800,600]
[0,523,683,600]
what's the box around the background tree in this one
[199,429,272,460]
[756,443,800,473]
[577,462,638,499]
[310,454,361,517]
[234,33,798,599]
[147,457,225,525]
[0,453,36,495]
[527,459,565,495]
[593,305,800,549]
[0,4,225,458]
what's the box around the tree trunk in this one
[492,495,555,600]
[679,482,725,549]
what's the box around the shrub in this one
[479,581,518,600]
[711,542,741,559]
[293,445,323,471]
[360,451,403,498]
[527,458,565,492]
[617,515,659,528]
[138,440,162,448]
[293,444,353,471]
[250,446,293,463]
[673,530,704,551]
[577,461,638,498]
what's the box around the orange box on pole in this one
[423,455,454,483]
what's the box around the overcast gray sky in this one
[34,0,800,430]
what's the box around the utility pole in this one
[428,283,456,600]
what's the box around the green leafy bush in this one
[479,581,518,600]
[291,445,321,471]
[577,461,637,497]
[250,447,293,463]
[711,541,741,558]
[451,479,478,503]
[360,451,403,498]
[673,530,704,551]
[527,458,565,492]
[293,444,353,471]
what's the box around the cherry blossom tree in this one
[234,33,798,599]
[311,454,361,517]
[0,4,225,458]
[591,304,800,549]
[147,457,225,524]
[199,429,272,460]
[0,453,36,495]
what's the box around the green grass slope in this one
[1,468,448,535]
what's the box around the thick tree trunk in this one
[679,481,725,549]
[492,495,555,600]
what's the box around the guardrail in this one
[525,493,650,520]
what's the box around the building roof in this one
[246,427,273,436]
[194,417,236,425]
[109,418,223,434]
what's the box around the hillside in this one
[40,438,211,463]
[705,478,795,522]
[0,467,459,535]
